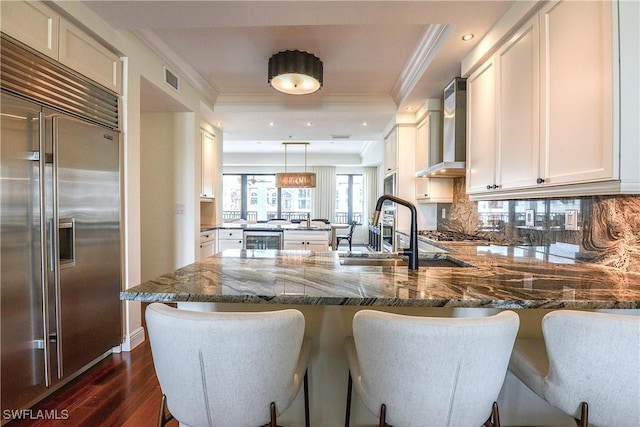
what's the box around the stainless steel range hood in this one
[416,77,467,178]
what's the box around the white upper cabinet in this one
[465,0,634,200]
[1,0,59,59]
[415,110,453,202]
[383,127,398,174]
[59,20,122,94]
[540,0,614,186]
[1,0,122,94]
[466,58,497,194]
[201,130,216,199]
[496,15,540,190]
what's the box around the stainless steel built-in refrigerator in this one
[1,91,122,411]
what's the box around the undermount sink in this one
[339,253,473,268]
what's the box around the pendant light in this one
[276,142,316,188]
[268,50,323,95]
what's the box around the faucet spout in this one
[372,194,419,270]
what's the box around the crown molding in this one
[391,24,453,107]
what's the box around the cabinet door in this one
[217,239,243,251]
[59,19,122,93]
[0,0,59,59]
[496,16,540,190]
[306,241,328,252]
[384,128,398,173]
[201,130,215,198]
[283,241,305,250]
[466,58,497,194]
[415,114,431,172]
[540,0,614,185]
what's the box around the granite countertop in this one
[121,244,640,310]
[201,223,331,232]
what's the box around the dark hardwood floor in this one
[7,336,177,427]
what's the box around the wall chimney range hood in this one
[416,77,467,178]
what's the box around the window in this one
[335,174,363,224]
[222,174,313,222]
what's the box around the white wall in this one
[140,113,176,281]
[52,0,219,350]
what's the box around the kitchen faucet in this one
[371,194,419,270]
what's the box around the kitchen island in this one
[121,247,639,427]
[122,247,640,309]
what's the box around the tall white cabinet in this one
[201,129,216,199]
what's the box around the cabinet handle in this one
[537,178,545,184]
[492,184,499,189]
[487,185,492,190]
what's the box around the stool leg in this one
[304,370,310,427]
[158,394,174,427]
[345,372,353,427]
[576,402,588,427]
[269,401,277,427]
[378,403,387,427]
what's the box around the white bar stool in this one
[508,310,640,427]
[344,310,519,427]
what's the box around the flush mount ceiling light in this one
[276,142,316,188]
[268,50,323,95]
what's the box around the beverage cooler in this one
[243,230,283,250]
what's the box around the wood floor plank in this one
[6,341,177,427]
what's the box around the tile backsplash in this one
[438,178,640,272]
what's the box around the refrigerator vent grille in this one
[0,34,119,130]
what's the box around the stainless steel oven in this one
[381,214,395,252]
[243,230,283,250]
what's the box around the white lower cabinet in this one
[216,229,243,252]
[199,231,216,260]
[283,230,329,251]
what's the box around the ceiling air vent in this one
[331,134,351,140]
[164,67,179,91]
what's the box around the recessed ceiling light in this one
[462,33,475,41]
[269,122,275,126]
[406,106,414,111]
[362,121,368,126]
[305,121,312,126]
[215,122,222,127]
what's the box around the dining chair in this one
[145,303,312,427]
[508,310,640,427]
[344,309,519,427]
[335,220,357,251]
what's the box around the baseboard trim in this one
[119,326,146,352]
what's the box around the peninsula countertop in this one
[200,222,331,232]
[120,245,640,310]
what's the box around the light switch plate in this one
[565,209,578,230]
[175,203,185,214]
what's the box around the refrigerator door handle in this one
[39,110,52,388]
[51,117,64,380]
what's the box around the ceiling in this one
[82,1,513,157]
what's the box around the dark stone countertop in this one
[120,244,640,310]
[201,223,331,232]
